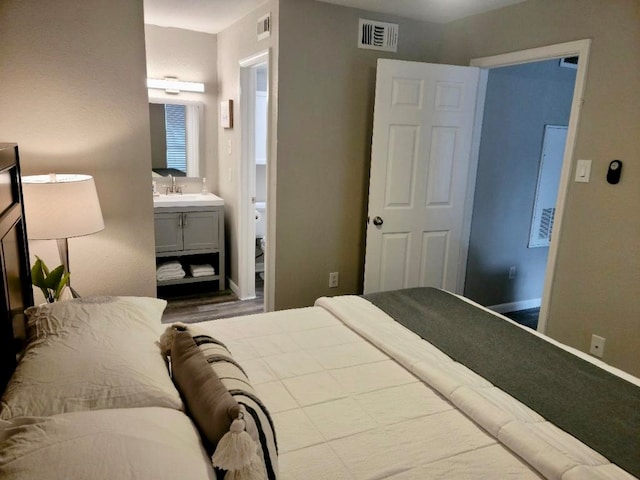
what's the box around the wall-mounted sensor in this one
[607,160,623,184]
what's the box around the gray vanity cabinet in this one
[154,212,184,252]
[154,205,225,290]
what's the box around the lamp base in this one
[56,238,80,299]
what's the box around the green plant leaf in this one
[38,287,51,301]
[31,258,48,289]
[36,256,50,276]
[54,272,70,300]
[31,257,69,303]
[44,265,65,290]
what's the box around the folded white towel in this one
[157,270,186,282]
[190,263,214,273]
[157,268,183,276]
[158,260,181,267]
[157,261,183,274]
[189,264,215,277]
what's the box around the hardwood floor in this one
[159,274,264,324]
[504,308,539,330]
[160,279,540,330]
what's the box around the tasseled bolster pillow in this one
[164,326,278,480]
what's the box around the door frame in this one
[238,49,270,304]
[461,39,591,334]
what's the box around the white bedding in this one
[189,295,637,480]
[0,297,183,419]
[0,407,215,480]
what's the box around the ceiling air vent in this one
[358,18,398,52]
[257,13,271,41]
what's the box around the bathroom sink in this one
[153,193,224,208]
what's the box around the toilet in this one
[255,202,266,276]
[255,202,266,239]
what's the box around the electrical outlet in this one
[589,334,605,358]
[508,266,517,279]
[329,272,339,288]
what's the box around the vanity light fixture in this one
[147,77,205,94]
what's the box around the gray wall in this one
[0,0,157,298]
[216,0,279,308]
[440,0,640,376]
[275,0,444,309]
[465,59,576,307]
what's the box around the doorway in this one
[468,40,591,333]
[464,60,577,330]
[238,50,270,308]
[363,40,590,335]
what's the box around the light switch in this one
[575,159,592,183]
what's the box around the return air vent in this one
[257,13,271,40]
[358,19,398,52]
[537,207,556,241]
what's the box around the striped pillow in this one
[190,333,279,480]
[170,330,240,453]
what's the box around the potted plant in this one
[31,256,70,303]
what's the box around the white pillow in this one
[0,408,215,480]
[0,297,183,419]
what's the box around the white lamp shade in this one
[22,174,105,240]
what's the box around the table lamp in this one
[22,174,104,298]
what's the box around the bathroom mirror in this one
[149,99,204,178]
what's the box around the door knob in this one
[372,216,383,226]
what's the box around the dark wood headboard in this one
[0,143,34,395]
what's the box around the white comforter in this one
[0,407,216,480]
[191,294,636,480]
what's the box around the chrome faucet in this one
[164,175,182,194]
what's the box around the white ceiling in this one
[143,0,266,35]
[143,0,527,35]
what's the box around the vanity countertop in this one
[153,193,224,208]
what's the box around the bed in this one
[187,289,639,480]
[1,145,639,479]
[1,292,638,480]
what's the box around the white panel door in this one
[364,59,480,294]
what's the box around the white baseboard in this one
[228,278,240,298]
[488,298,541,314]
[228,277,257,301]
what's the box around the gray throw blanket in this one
[364,288,640,478]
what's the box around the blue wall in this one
[464,59,576,308]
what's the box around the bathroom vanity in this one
[153,193,225,291]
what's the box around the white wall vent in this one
[358,19,398,52]
[537,207,556,242]
[257,13,271,41]
[528,125,566,248]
